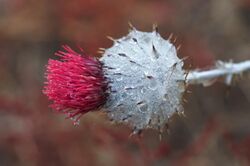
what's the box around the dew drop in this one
[116,76,123,81]
[148,79,157,90]
[138,103,148,113]
[163,93,169,101]
[141,87,147,94]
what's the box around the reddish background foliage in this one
[0,0,250,165]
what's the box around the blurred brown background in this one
[0,0,250,165]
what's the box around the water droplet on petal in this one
[148,79,157,90]
[138,103,148,113]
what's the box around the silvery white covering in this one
[100,28,185,132]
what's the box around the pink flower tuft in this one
[43,45,107,122]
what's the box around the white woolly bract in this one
[100,28,185,132]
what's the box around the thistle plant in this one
[43,25,250,134]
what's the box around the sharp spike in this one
[106,36,116,42]
[173,36,178,43]
[158,125,164,141]
[152,23,158,32]
[128,21,135,30]
[181,56,188,61]
[177,110,182,116]
[129,127,142,138]
[177,44,182,51]
[180,111,186,117]
[168,33,173,41]
[97,50,104,54]
[98,48,106,51]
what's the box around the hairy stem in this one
[186,60,250,86]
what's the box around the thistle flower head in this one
[43,45,107,122]
[100,27,185,132]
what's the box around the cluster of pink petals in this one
[43,45,107,120]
